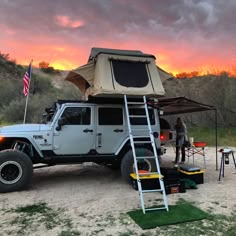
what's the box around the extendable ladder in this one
[124,95,168,214]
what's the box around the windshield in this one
[41,102,58,124]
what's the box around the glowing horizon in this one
[17,56,236,77]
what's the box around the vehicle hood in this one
[0,124,50,134]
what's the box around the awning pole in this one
[215,109,218,170]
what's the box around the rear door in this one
[95,106,127,154]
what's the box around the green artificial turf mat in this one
[127,203,208,229]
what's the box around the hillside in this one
[31,67,69,89]
[0,53,235,127]
[0,53,81,124]
[163,74,236,127]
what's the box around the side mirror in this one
[56,117,67,131]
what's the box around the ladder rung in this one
[142,189,163,193]
[136,156,156,159]
[145,207,167,212]
[127,102,145,105]
[133,140,152,144]
[129,115,147,118]
[131,128,150,132]
[132,135,149,138]
[138,172,160,176]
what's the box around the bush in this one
[0,75,82,123]
[30,74,55,95]
[41,67,60,74]
[0,99,26,123]
[0,80,22,108]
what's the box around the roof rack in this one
[56,96,157,105]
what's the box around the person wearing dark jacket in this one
[174,117,188,165]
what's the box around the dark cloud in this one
[0,0,236,71]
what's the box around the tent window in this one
[111,60,149,87]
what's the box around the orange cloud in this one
[55,15,84,28]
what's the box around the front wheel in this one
[120,148,157,183]
[0,150,33,193]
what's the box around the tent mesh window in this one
[111,60,149,88]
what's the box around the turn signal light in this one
[0,136,4,142]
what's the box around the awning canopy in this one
[155,96,216,115]
[154,96,218,170]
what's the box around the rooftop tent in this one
[65,48,171,99]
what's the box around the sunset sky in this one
[1,0,236,75]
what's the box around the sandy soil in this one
[0,146,235,235]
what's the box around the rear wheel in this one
[120,148,156,183]
[0,150,33,193]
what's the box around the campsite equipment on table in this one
[125,95,168,214]
[218,148,236,181]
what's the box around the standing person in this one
[174,117,188,165]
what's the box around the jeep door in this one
[96,106,127,154]
[53,106,95,155]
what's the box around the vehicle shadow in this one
[31,163,123,190]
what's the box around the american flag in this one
[23,62,32,96]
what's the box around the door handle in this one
[83,128,93,133]
[113,129,123,133]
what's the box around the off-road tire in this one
[120,148,157,183]
[0,150,33,193]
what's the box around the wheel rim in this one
[134,159,152,173]
[0,161,23,184]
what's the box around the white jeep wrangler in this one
[0,98,163,192]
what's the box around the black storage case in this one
[131,177,161,190]
[161,167,181,185]
[178,169,205,184]
[165,181,186,194]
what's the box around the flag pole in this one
[23,60,33,124]
[23,90,30,124]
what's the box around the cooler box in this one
[130,173,162,190]
[130,171,186,194]
[179,169,205,184]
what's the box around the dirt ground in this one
[0,146,235,235]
